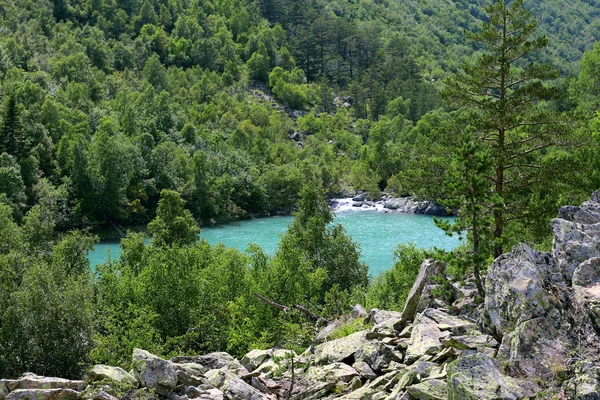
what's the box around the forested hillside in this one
[0,0,598,230]
[1,0,600,386]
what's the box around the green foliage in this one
[366,243,427,311]
[147,189,200,248]
[329,318,370,340]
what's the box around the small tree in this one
[148,189,199,248]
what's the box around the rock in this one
[172,352,247,375]
[383,198,406,210]
[355,341,402,372]
[406,379,447,400]
[6,389,79,400]
[423,203,448,216]
[305,363,359,384]
[205,370,267,400]
[553,196,600,281]
[352,192,367,202]
[447,353,537,400]
[404,317,442,364]
[86,365,137,386]
[485,244,562,335]
[423,309,476,333]
[173,363,207,386]
[241,349,273,372]
[132,348,177,396]
[365,309,404,325]
[351,304,367,318]
[312,320,344,347]
[311,330,368,365]
[2,375,85,392]
[573,257,600,331]
[92,391,119,400]
[401,260,446,322]
[351,361,377,380]
[564,361,600,400]
[441,334,498,350]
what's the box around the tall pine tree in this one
[0,96,24,160]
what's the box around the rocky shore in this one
[4,193,600,399]
[330,193,450,216]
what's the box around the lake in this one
[88,206,462,277]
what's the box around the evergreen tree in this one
[442,0,567,258]
[0,96,24,160]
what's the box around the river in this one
[88,202,462,277]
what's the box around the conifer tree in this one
[442,0,567,258]
[0,95,24,160]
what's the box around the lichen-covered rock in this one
[447,353,537,400]
[405,379,447,400]
[205,370,267,400]
[86,365,137,386]
[171,352,246,374]
[553,194,600,281]
[351,361,377,380]
[485,244,561,335]
[305,363,359,384]
[401,260,445,322]
[2,375,85,392]
[311,330,368,365]
[355,341,402,372]
[404,317,442,364]
[564,361,600,400]
[441,334,498,350]
[173,363,207,386]
[423,309,476,333]
[6,389,79,400]
[131,348,177,396]
[573,257,600,331]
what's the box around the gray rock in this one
[447,353,537,400]
[173,363,207,386]
[441,334,498,350]
[564,361,600,400]
[132,348,177,396]
[351,361,377,380]
[573,257,600,332]
[305,363,359,384]
[86,365,137,386]
[406,379,447,400]
[355,341,402,372]
[1,375,85,392]
[423,309,476,333]
[172,352,247,375]
[401,260,445,322]
[311,330,368,365]
[6,389,79,400]
[205,370,267,400]
[404,317,442,364]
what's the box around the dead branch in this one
[254,293,290,312]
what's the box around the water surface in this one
[88,209,461,276]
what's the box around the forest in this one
[0,0,600,380]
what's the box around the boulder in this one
[305,363,359,384]
[485,244,562,335]
[86,365,137,386]
[351,361,377,380]
[404,317,442,364]
[423,309,476,333]
[2,375,85,392]
[441,334,498,350]
[205,370,267,400]
[573,257,600,331]
[405,379,447,400]
[311,330,368,365]
[6,389,79,400]
[173,363,207,386]
[401,260,446,322]
[447,353,537,400]
[553,194,600,281]
[131,348,177,396]
[564,361,600,400]
[172,352,247,375]
[355,341,402,372]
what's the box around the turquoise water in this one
[88,210,461,276]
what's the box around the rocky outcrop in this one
[329,195,452,216]
[6,193,600,399]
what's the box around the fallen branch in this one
[254,293,289,312]
[293,304,322,321]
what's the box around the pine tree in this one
[0,96,24,160]
[442,0,567,258]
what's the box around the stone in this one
[305,363,359,384]
[447,353,537,400]
[564,361,600,400]
[86,365,137,386]
[401,260,445,322]
[405,379,447,400]
[365,309,404,325]
[131,348,177,396]
[2,375,85,392]
[241,349,273,372]
[351,361,377,380]
[573,257,600,331]
[311,330,368,365]
[553,196,600,281]
[485,244,561,335]
[173,363,207,386]
[423,309,476,332]
[355,341,402,372]
[6,389,79,400]
[441,334,498,350]
[312,320,344,347]
[205,370,267,400]
[404,318,442,364]
[92,391,119,400]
